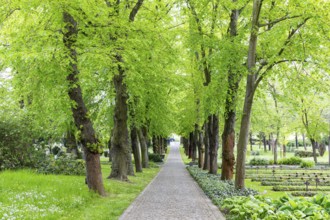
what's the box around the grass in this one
[0,158,160,220]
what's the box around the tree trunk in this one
[108,66,130,181]
[65,127,80,159]
[303,133,307,150]
[63,12,105,196]
[183,137,189,156]
[195,125,203,168]
[221,2,239,181]
[189,132,196,161]
[249,132,253,152]
[263,134,267,152]
[283,144,286,157]
[235,0,261,189]
[268,134,271,151]
[138,127,149,168]
[152,135,157,154]
[311,138,318,163]
[131,126,142,172]
[221,109,236,180]
[209,114,219,175]
[328,134,330,165]
[203,122,210,170]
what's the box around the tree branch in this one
[258,15,301,27]
[129,0,144,22]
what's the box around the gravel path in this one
[119,141,225,220]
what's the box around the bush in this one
[278,157,302,165]
[300,161,315,168]
[295,150,319,158]
[0,117,41,170]
[36,154,86,175]
[249,158,269,166]
[187,166,257,206]
[148,153,163,162]
[250,151,260,156]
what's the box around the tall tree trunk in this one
[221,1,239,181]
[311,138,318,163]
[138,127,149,168]
[152,135,157,154]
[108,66,130,180]
[209,114,219,175]
[63,12,105,196]
[235,0,262,189]
[131,126,142,172]
[249,132,253,151]
[198,130,204,168]
[303,133,307,150]
[268,134,271,151]
[189,132,196,161]
[203,123,210,170]
[263,134,267,152]
[65,127,80,159]
[183,137,189,156]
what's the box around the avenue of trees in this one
[1,0,330,195]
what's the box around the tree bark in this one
[263,134,267,152]
[311,138,318,163]
[295,132,299,148]
[108,67,130,181]
[303,133,307,150]
[63,12,105,196]
[138,127,149,168]
[152,135,157,154]
[131,125,142,172]
[221,109,236,180]
[183,136,189,156]
[209,114,219,175]
[195,125,203,168]
[203,123,210,170]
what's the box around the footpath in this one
[120,142,225,220]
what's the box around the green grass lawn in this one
[0,158,160,220]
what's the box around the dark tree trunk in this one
[65,127,80,159]
[195,125,203,168]
[209,114,219,175]
[189,132,196,161]
[63,12,105,196]
[107,137,112,162]
[108,66,130,181]
[131,126,142,172]
[152,135,157,154]
[268,134,271,151]
[183,137,189,156]
[203,123,210,170]
[263,134,267,152]
[138,127,149,168]
[221,2,239,181]
[311,138,318,163]
[283,144,286,157]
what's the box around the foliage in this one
[187,166,257,206]
[222,194,330,220]
[148,153,163,163]
[0,115,42,170]
[278,157,303,165]
[249,158,269,166]
[295,151,319,158]
[36,154,86,176]
[300,161,315,168]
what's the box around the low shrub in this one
[278,157,302,165]
[36,154,85,175]
[300,161,315,168]
[148,153,163,162]
[222,194,330,219]
[249,158,269,166]
[291,192,317,197]
[273,186,330,191]
[187,166,257,206]
[295,150,319,158]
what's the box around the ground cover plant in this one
[0,160,160,220]
[222,194,330,220]
[187,166,258,206]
